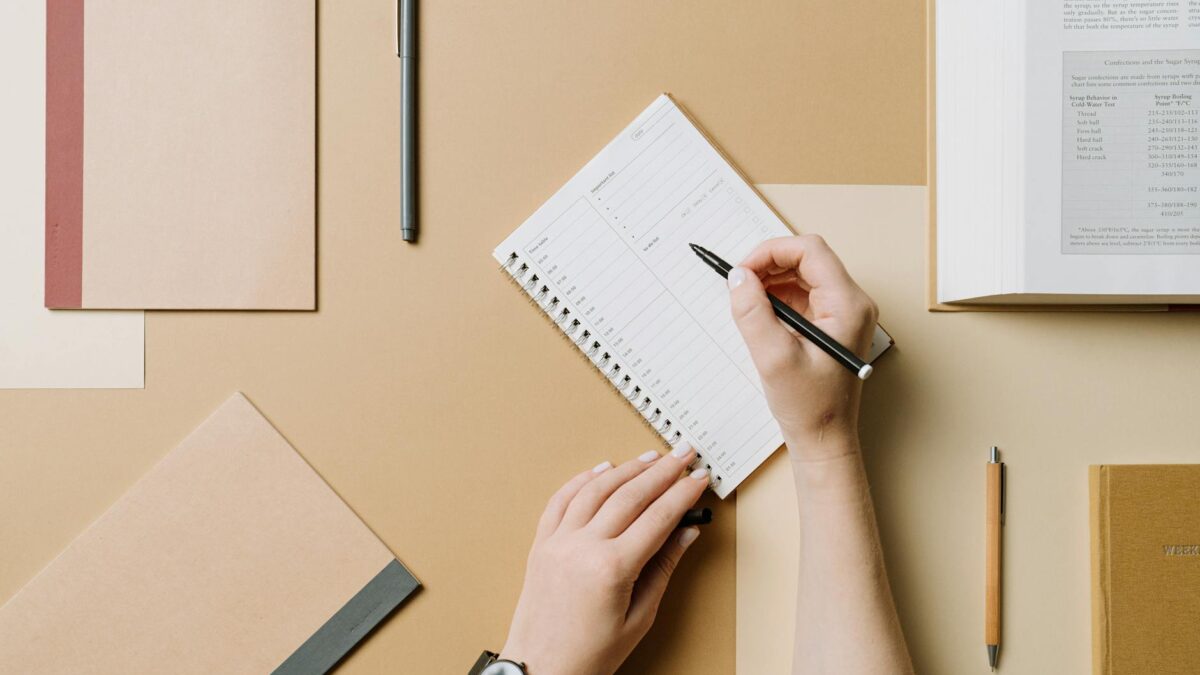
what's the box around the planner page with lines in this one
[493,95,890,497]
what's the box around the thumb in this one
[727,267,802,375]
[627,527,701,630]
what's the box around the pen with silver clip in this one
[985,446,1005,670]
[397,0,418,242]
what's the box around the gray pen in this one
[397,0,418,242]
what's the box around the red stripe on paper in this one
[45,0,84,308]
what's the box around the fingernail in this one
[670,441,693,459]
[638,450,660,463]
[679,527,700,549]
[727,267,747,289]
[592,461,613,473]
[690,468,709,480]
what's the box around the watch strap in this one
[468,650,499,675]
[469,650,528,675]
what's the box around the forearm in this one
[789,437,913,675]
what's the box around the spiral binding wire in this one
[500,251,722,487]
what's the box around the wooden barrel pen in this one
[986,446,1005,670]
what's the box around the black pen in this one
[397,0,418,242]
[678,508,712,528]
[689,243,873,380]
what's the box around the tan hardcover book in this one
[1089,465,1200,675]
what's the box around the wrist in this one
[497,643,532,672]
[781,423,860,462]
[771,390,862,456]
[784,439,868,504]
[499,641,611,675]
[473,651,528,675]
[499,639,553,675]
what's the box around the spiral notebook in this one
[492,95,892,497]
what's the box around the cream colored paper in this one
[0,0,142,388]
[738,183,1200,674]
[78,0,315,309]
[0,393,397,673]
[736,185,918,674]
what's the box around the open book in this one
[493,95,892,497]
[932,0,1200,306]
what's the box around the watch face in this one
[481,660,525,675]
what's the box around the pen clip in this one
[397,0,416,58]
[1000,463,1006,526]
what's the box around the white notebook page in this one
[493,95,889,497]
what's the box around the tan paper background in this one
[739,185,1200,675]
[1,1,927,672]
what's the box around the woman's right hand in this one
[726,235,878,459]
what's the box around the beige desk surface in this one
[0,1,939,673]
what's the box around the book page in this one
[494,96,889,497]
[933,0,1028,303]
[1023,1,1200,293]
[1061,50,1199,254]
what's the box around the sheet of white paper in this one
[0,1,143,388]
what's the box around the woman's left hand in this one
[499,443,709,675]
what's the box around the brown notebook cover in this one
[0,393,418,674]
[1089,465,1200,675]
[44,0,315,310]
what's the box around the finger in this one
[739,235,855,295]
[588,443,697,537]
[762,283,810,316]
[560,451,660,530]
[535,462,611,541]
[728,266,805,377]
[618,467,708,567]
[625,526,702,631]
[761,270,800,288]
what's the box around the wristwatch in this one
[469,650,528,675]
